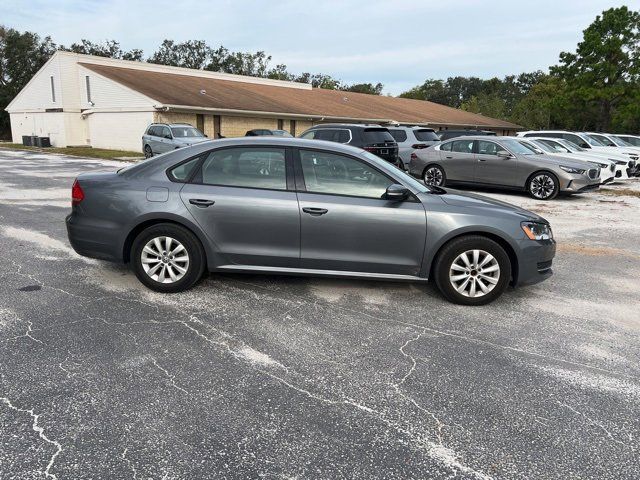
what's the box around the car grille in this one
[588,168,598,179]
[629,160,637,169]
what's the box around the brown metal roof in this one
[79,62,520,129]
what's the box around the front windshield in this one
[361,151,429,193]
[171,126,204,138]
[501,138,538,155]
[608,135,630,147]
[556,139,584,151]
[518,141,544,154]
[529,140,556,153]
[585,134,606,146]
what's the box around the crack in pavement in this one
[557,400,631,450]
[148,355,189,395]
[1,397,63,479]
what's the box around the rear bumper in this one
[66,212,123,262]
[515,239,556,287]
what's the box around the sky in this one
[0,0,631,95]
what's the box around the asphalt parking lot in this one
[1,148,639,479]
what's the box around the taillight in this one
[412,143,428,149]
[72,179,84,206]
[364,147,376,152]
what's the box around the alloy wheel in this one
[424,167,444,186]
[530,174,555,199]
[141,236,190,284]
[448,249,500,298]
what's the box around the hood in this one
[527,153,596,170]
[173,136,209,145]
[434,188,548,223]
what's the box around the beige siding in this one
[294,120,314,136]
[220,116,278,137]
[153,111,198,126]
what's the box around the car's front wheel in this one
[423,165,446,186]
[433,235,511,305]
[527,171,559,200]
[131,223,206,293]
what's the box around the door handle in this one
[189,198,215,207]
[445,156,453,159]
[477,158,487,162]
[302,207,328,216]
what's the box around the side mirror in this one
[385,184,409,201]
[497,150,512,158]
[164,134,172,139]
[204,134,208,138]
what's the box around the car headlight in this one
[559,165,586,174]
[521,222,553,241]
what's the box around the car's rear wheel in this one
[144,145,153,158]
[423,165,446,186]
[433,235,511,305]
[527,172,559,200]
[132,223,205,293]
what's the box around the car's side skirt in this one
[214,265,429,282]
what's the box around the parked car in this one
[386,126,440,170]
[300,124,399,166]
[527,137,636,180]
[142,123,208,158]
[519,138,616,184]
[584,132,640,158]
[245,129,293,137]
[409,136,601,200]
[614,134,640,147]
[517,130,640,162]
[437,130,497,141]
[66,137,556,305]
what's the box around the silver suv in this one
[142,123,209,158]
[386,126,440,170]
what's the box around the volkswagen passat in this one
[409,136,601,200]
[66,138,556,305]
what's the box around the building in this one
[6,51,521,151]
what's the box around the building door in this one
[289,120,296,136]
[196,114,204,133]
[214,115,221,138]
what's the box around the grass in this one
[600,188,640,198]
[0,142,142,160]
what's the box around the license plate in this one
[380,149,389,155]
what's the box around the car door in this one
[440,139,476,182]
[147,126,161,153]
[295,148,427,276]
[156,126,174,153]
[474,139,518,186]
[179,146,300,268]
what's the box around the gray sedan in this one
[66,137,555,305]
[409,136,601,200]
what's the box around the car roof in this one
[441,135,508,141]
[308,123,384,129]
[150,123,194,127]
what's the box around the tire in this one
[144,145,153,158]
[131,223,206,293]
[423,164,446,186]
[433,235,511,306]
[527,171,559,200]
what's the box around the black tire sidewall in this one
[527,171,559,200]
[423,164,446,187]
[434,236,511,306]
[144,145,153,158]
[132,223,205,293]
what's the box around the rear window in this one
[388,129,408,142]
[363,128,394,144]
[168,157,201,182]
[414,129,439,141]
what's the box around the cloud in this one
[1,0,624,94]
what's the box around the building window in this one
[50,76,56,102]
[85,76,92,104]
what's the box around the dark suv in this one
[437,129,497,141]
[300,124,399,165]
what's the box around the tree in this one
[551,6,640,131]
[63,39,143,61]
[148,39,210,69]
[342,82,383,95]
[0,26,57,138]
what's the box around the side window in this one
[314,129,339,142]
[389,129,408,142]
[300,130,316,140]
[197,147,287,190]
[168,157,201,182]
[147,126,157,136]
[440,142,453,152]
[451,140,474,153]
[477,140,500,155]
[299,150,393,199]
[161,127,171,139]
[336,130,351,143]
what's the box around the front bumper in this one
[560,175,600,193]
[515,238,556,287]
